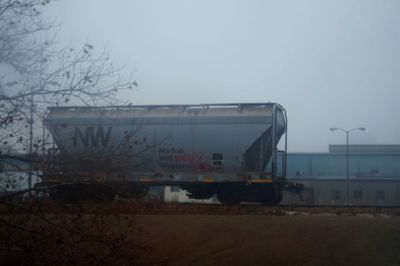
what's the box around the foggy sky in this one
[44,0,400,152]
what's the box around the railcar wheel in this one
[259,187,282,206]
[217,194,241,205]
[217,186,242,205]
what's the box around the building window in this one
[170,186,180,192]
[331,189,341,200]
[370,169,380,175]
[375,190,385,201]
[353,190,363,200]
[212,153,224,169]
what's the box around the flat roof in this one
[329,144,400,154]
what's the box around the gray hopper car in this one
[42,103,303,204]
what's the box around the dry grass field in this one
[1,202,399,265]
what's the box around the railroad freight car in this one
[40,103,303,204]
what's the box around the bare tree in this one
[0,0,136,155]
[0,2,144,264]
[0,0,138,202]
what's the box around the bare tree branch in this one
[0,0,137,155]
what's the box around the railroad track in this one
[1,200,399,216]
[176,201,400,209]
[165,202,400,215]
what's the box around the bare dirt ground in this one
[1,202,399,265]
[135,215,400,266]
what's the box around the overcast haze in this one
[44,0,400,152]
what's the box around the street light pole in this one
[346,130,349,184]
[29,88,34,197]
[330,127,366,206]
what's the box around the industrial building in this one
[283,145,400,206]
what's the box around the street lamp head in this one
[330,127,365,133]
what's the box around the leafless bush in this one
[0,200,146,265]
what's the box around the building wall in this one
[287,153,400,178]
[285,150,400,206]
[0,157,41,192]
[283,179,400,206]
